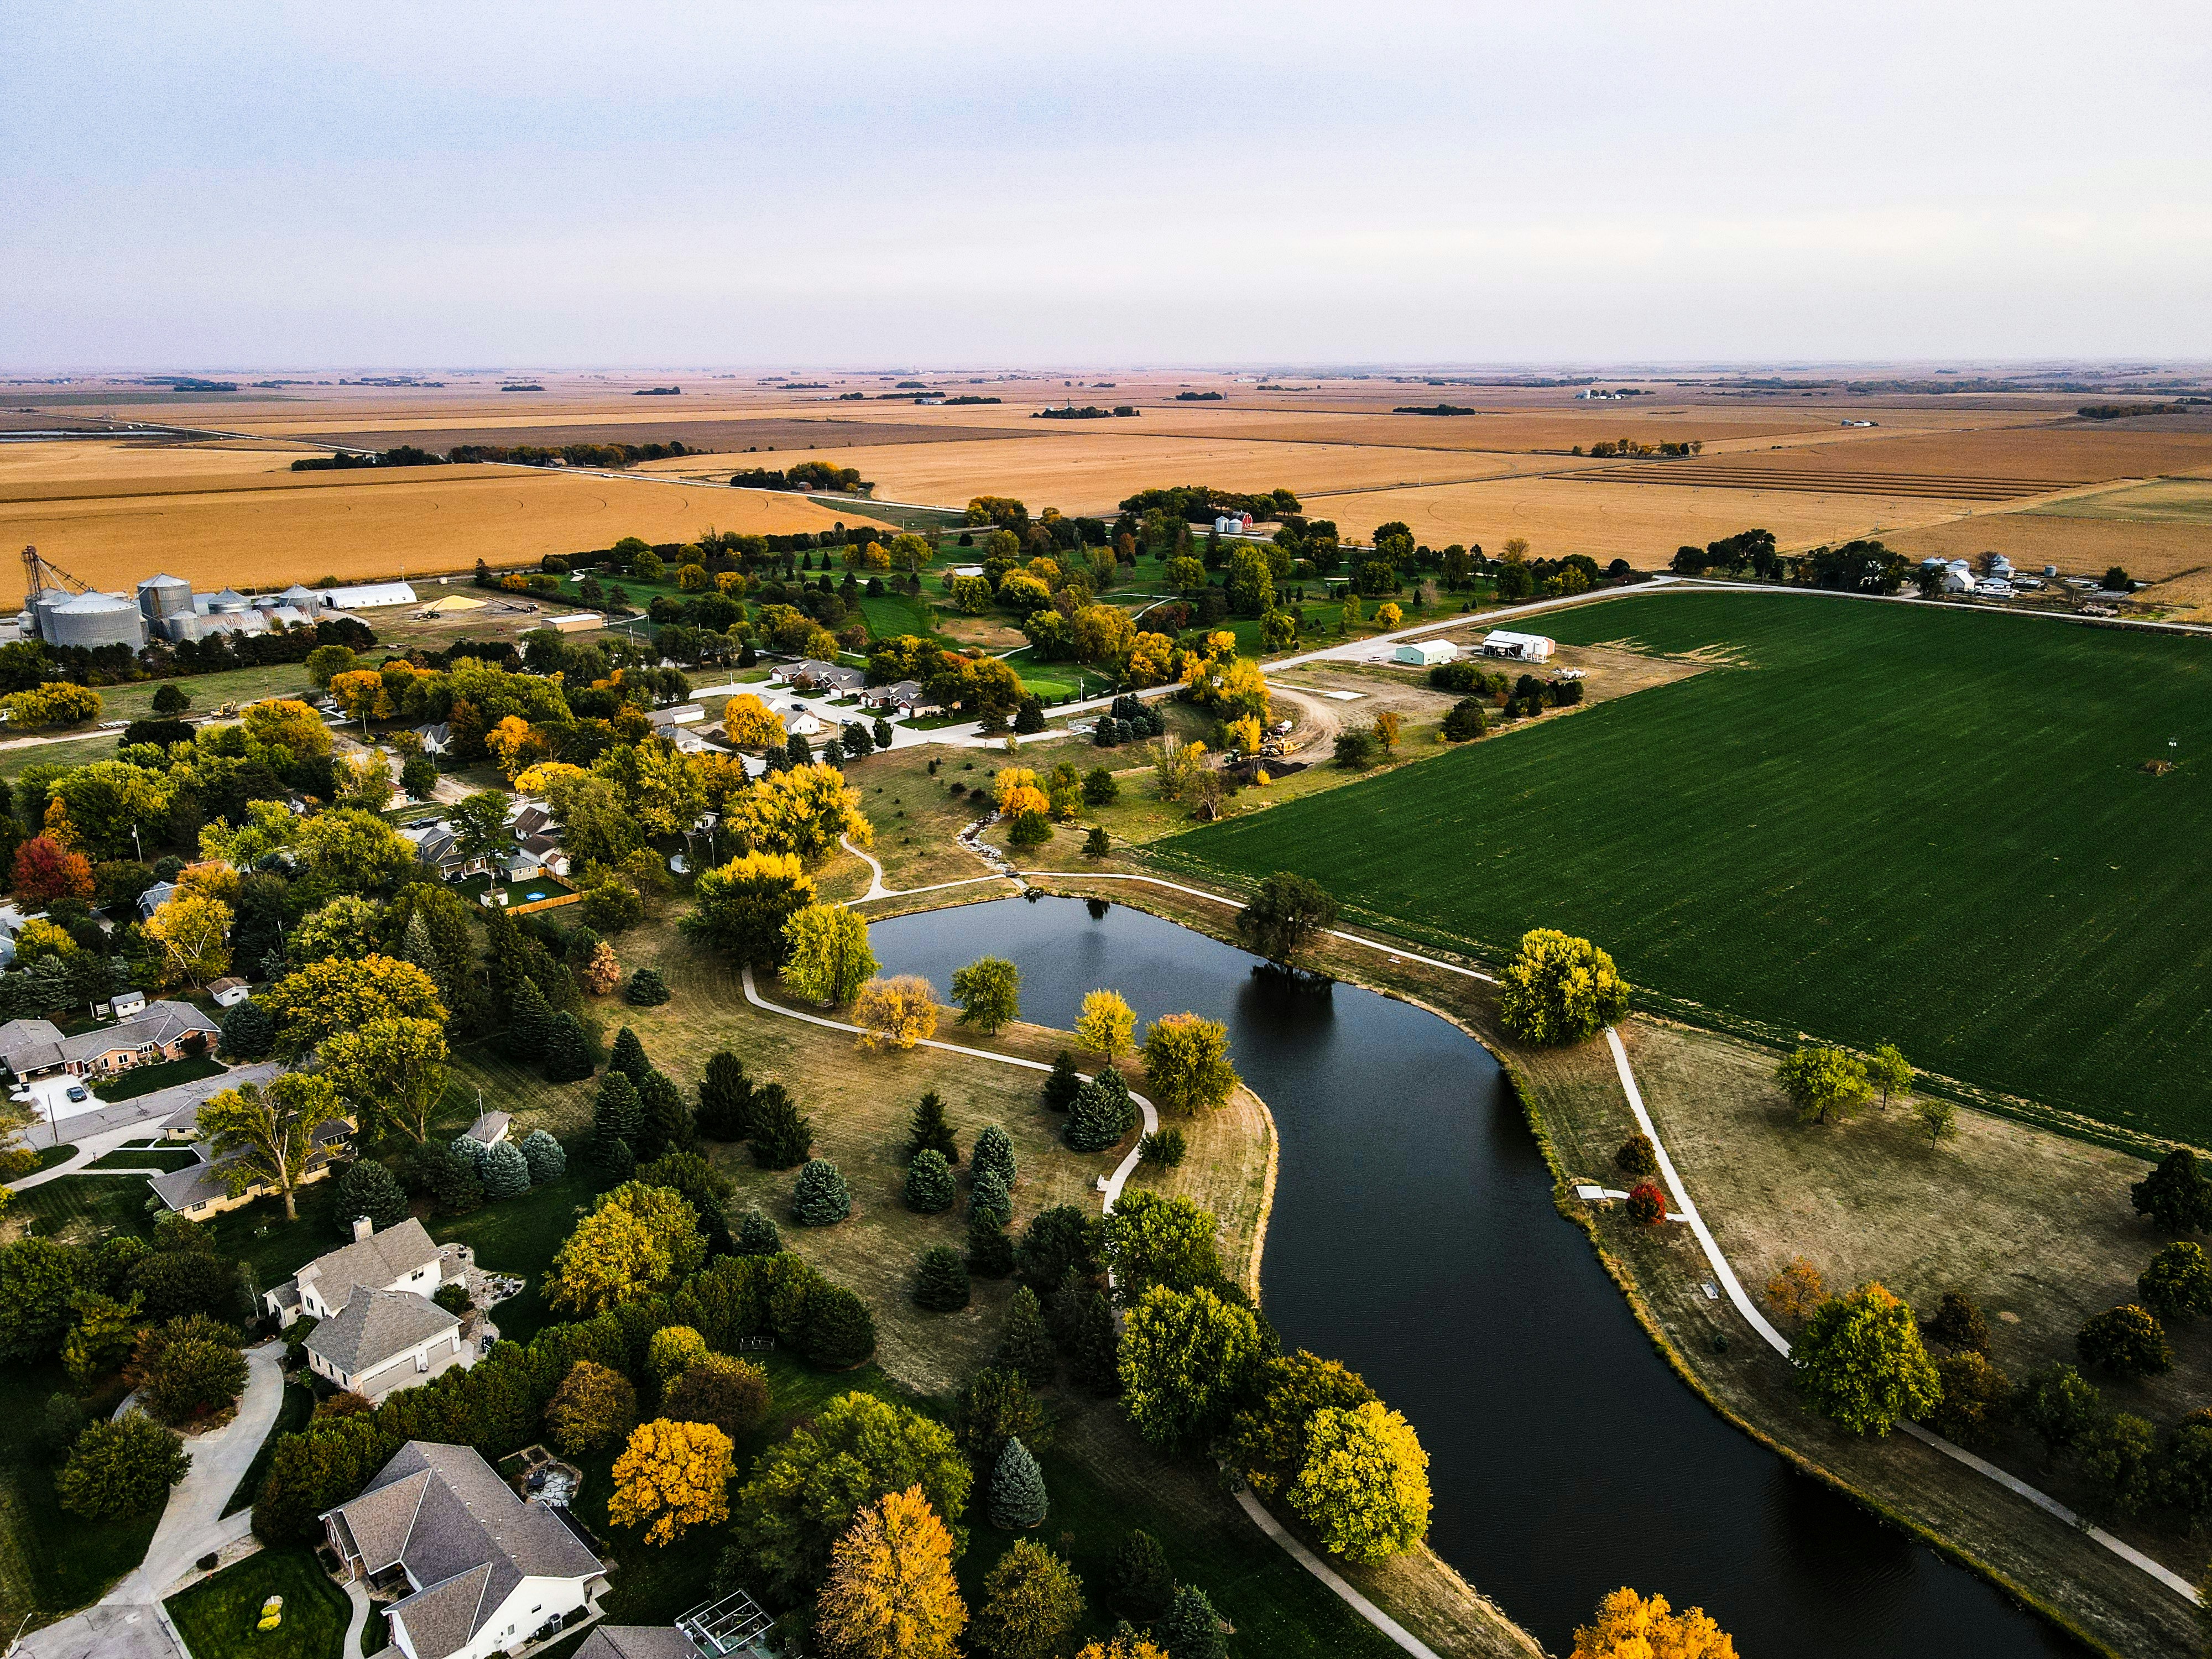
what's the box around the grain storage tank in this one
[137,572,194,625]
[45,592,148,649]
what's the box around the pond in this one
[869,894,2082,1658]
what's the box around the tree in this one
[908,1091,960,1164]
[968,1167,1013,1233]
[723,1391,971,1601]
[1041,1052,1082,1113]
[1924,1350,2010,1439]
[262,954,444,1058]
[2020,1363,2103,1458]
[814,1486,967,1659]
[1866,1042,1913,1108]
[748,1083,814,1169]
[793,1159,854,1226]
[331,1160,409,1234]
[854,975,940,1050]
[1076,989,1134,1062]
[971,1123,1016,1190]
[2161,1425,2212,1528]
[2132,1147,2212,1233]
[1141,1013,1238,1114]
[1228,1350,1378,1497]
[719,693,787,749]
[1570,1588,1738,1659]
[805,1284,878,1369]
[292,894,384,966]
[3,681,102,729]
[1775,1044,1873,1127]
[1066,1067,1136,1152]
[1100,1192,1222,1303]
[990,1436,1047,1530]
[196,1072,346,1221]
[2139,1240,2212,1321]
[143,893,233,990]
[952,1367,1051,1478]
[482,1138,530,1201]
[546,1182,706,1313]
[591,1072,644,1168]
[1156,1584,1228,1659]
[1615,1134,1660,1178]
[2076,1304,2172,1378]
[1913,1097,1959,1144]
[13,835,93,905]
[544,1360,643,1455]
[611,1417,735,1545]
[686,851,816,966]
[905,1149,957,1213]
[995,1285,1055,1387]
[1497,929,1631,1046]
[665,1354,772,1440]
[134,1314,248,1426]
[973,1538,1084,1659]
[1105,1529,1174,1619]
[734,1206,784,1256]
[1119,1285,1266,1448]
[625,968,671,1006]
[635,1071,693,1161]
[2083,1412,2158,1516]
[1924,1290,1990,1353]
[55,1412,190,1521]
[1288,1399,1431,1563]
[62,1288,143,1385]
[1624,1181,1667,1224]
[520,1128,567,1184]
[951,956,1021,1034]
[220,999,276,1061]
[915,1246,971,1312]
[1442,698,1487,741]
[1333,728,1376,769]
[152,680,191,715]
[728,763,873,863]
[782,904,878,1005]
[1234,870,1339,968]
[649,1324,711,1382]
[696,1051,755,1141]
[1794,1282,1940,1435]
[319,1016,450,1142]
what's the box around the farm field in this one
[1886,511,2212,597]
[1155,589,2212,1144]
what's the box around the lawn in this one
[1159,590,2212,1145]
[165,1546,351,1659]
[1,1175,156,1245]
[0,1358,154,1635]
[93,1054,228,1102]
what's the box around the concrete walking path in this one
[341,1578,372,1659]
[1232,1488,1443,1659]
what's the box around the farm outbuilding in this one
[1392,639,1459,666]
[1479,629,1554,662]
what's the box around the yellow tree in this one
[143,893,232,990]
[511,760,589,796]
[814,1486,966,1659]
[328,669,393,731]
[262,954,445,1057]
[1287,1399,1432,1563]
[719,693,787,750]
[1126,633,1174,687]
[1571,1588,1737,1659]
[1076,990,1134,1063]
[195,1072,347,1221]
[242,697,334,762]
[318,1016,450,1142]
[546,1182,706,1313]
[731,763,873,862]
[993,768,1047,815]
[1074,1641,1167,1659]
[781,905,878,1006]
[1140,1013,1238,1113]
[853,976,940,1051]
[484,715,540,779]
[609,1418,735,1546]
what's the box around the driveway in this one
[8,1062,281,1191]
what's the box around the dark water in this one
[870,895,2082,1658]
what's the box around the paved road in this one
[8,1062,283,1190]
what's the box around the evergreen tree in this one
[331,1159,409,1234]
[734,1206,783,1256]
[599,1135,635,1180]
[1041,1051,1082,1112]
[482,1139,530,1201]
[636,1072,692,1162]
[608,1026,652,1087]
[914,1245,972,1311]
[967,1211,1016,1279]
[972,1124,1016,1190]
[905,1148,957,1213]
[1107,1529,1173,1619]
[591,1072,644,1167]
[996,1285,1055,1388]
[791,1159,852,1226]
[400,909,450,1006]
[1065,1068,1135,1152]
[1070,1284,1120,1394]
[520,1129,566,1184]
[1017,1206,1099,1293]
[451,1134,490,1177]
[801,1283,877,1369]
[542,1013,595,1083]
[969,1168,1013,1232]
[625,968,671,1005]
[1157,1584,1228,1659]
[907,1091,960,1164]
[696,1051,754,1140]
[990,1436,1047,1530]
[748,1082,813,1169]
[507,975,557,1060]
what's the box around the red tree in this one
[1625,1181,1668,1225]
[13,835,94,905]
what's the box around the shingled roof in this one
[304,1286,458,1377]
[295,1217,440,1309]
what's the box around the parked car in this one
[64,1084,88,1103]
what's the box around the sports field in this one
[1156,591,2212,1144]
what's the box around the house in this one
[1478,629,1555,663]
[413,723,453,755]
[462,1110,512,1147]
[783,659,864,696]
[149,1115,352,1219]
[136,880,178,921]
[578,1590,775,1659]
[509,803,558,842]
[644,704,706,729]
[322,1441,606,1659]
[405,820,498,882]
[305,1286,473,1397]
[519,834,571,878]
[269,1215,447,1322]
[503,849,545,883]
[207,977,251,1009]
[1392,639,1458,667]
[859,680,936,717]
[772,699,822,738]
[0,999,223,1083]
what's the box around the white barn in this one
[1479,629,1554,662]
[1392,639,1458,667]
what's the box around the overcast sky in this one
[5,1,2210,370]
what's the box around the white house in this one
[1392,639,1458,667]
[206,977,251,1009]
[773,699,823,738]
[859,680,936,717]
[264,1216,448,1326]
[1479,629,1554,663]
[1941,566,1978,594]
[304,1286,470,1397]
[324,1442,607,1659]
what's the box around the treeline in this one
[290,446,445,472]
[727,461,869,494]
[1392,404,1475,416]
[1670,528,1907,593]
[450,441,695,467]
[2077,402,2208,420]
[1118,485,1302,523]
[1034,406,1137,420]
[1580,439,1701,457]
[1174,391,1225,401]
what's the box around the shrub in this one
[734,1206,783,1256]
[1496,928,1631,1046]
[520,1129,567,1184]
[664,1355,771,1441]
[433,1282,471,1315]
[915,1246,972,1311]
[1923,1350,2010,1439]
[2076,1304,2172,1378]
[905,1149,957,1213]
[969,1168,1013,1232]
[972,1124,1016,1190]
[1106,1528,1174,1619]
[331,1159,409,1234]
[1137,1128,1187,1167]
[482,1139,531,1201]
[1924,1290,1990,1354]
[2020,1363,2103,1456]
[1614,1134,1658,1178]
[791,1159,853,1227]
[625,967,671,1006]
[1441,698,1488,741]
[649,1325,710,1381]
[990,1436,1048,1530]
[1624,1182,1667,1224]
[55,1413,189,1520]
[2157,1423,2212,1526]
[1333,729,1375,769]
[2139,1241,2212,1321]
[545,1359,638,1455]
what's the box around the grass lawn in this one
[92,662,320,727]
[1159,589,2212,1145]
[15,1143,77,1175]
[426,1156,605,1345]
[86,1145,201,1170]
[1,1175,156,1245]
[0,732,121,781]
[0,1359,152,1635]
[836,743,1003,893]
[93,1055,228,1102]
[165,1546,351,1659]
[223,1379,316,1517]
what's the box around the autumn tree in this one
[1227,1350,1378,1496]
[1076,989,1134,1062]
[1497,928,1631,1046]
[685,851,816,966]
[546,1181,706,1313]
[972,1537,1084,1659]
[143,893,233,990]
[814,1486,967,1659]
[1571,1588,1738,1659]
[729,762,873,862]
[1288,1399,1431,1562]
[1141,1013,1238,1113]
[1765,1256,1826,1321]
[854,975,940,1050]
[781,904,878,1005]
[664,1355,771,1441]
[196,1072,346,1221]
[1794,1282,1940,1434]
[262,954,445,1058]
[319,1016,450,1142]
[1119,1285,1266,1448]
[611,1417,735,1545]
[718,693,788,749]
[951,956,1021,1034]
[12,835,93,905]
[1775,1045,1873,1126]
[543,1359,639,1454]
[1236,871,1339,968]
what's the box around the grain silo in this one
[137,572,194,625]
[45,592,149,649]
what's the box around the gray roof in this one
[138,572,193,592]
[149,1117,351,1212]
[305,1285,458,1376]
[519,833,561,859]
[509,804,555,839]
[326,1442,603,1659]
[138,879,178,917]
[0,999,220,1076]
[463,1110,510,1144]
[296,1217,440,1305]
[575,1630,698,1659]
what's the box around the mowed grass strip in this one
[1159,590,2212,1142]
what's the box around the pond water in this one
[869,894,2082,1658]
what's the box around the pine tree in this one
[1065,1068,1135,1152]
[967,1211,1016,1279]
[451,1133,490,1176]
[591,1072,643,1167]
[507,975,557,1060]
[989,1436,1047,1531]
[1041,1051,1082,1112]
[599,1135,635,1180]
[520,1129,566,1185]
[905,1148,957,1213]
[907,1091,960,1164]
[1070,1285,1120,1394]
[1156,1584,1227,1659]
[542,1013,595,1083]
[791,1159,852,1225]
[625,968,671,1005]
[802,1283,877,1369]
[400,909,450,1006]
[914,1245,972,1311]
[748,1082,813,1169]
[1107,1529,1173,1619]
[972,1124,1016,1190]
[996,1285,1055,1388]
[482,1139,531,1201]
[969,1168,1013,1232]
[696,1051,754,1141]
[608,1026,651,1087]
[734,1206,783,1256]
[636,1072,691,1162]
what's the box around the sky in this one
[5,1,2211,370]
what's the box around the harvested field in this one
[1887,512,2212,587]
[1568,461,2093,500]
[284,416,1034,452]
[2026,475,2212,525]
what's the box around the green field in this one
[1159,591,2212,1144]
[2027,477,2212,524]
